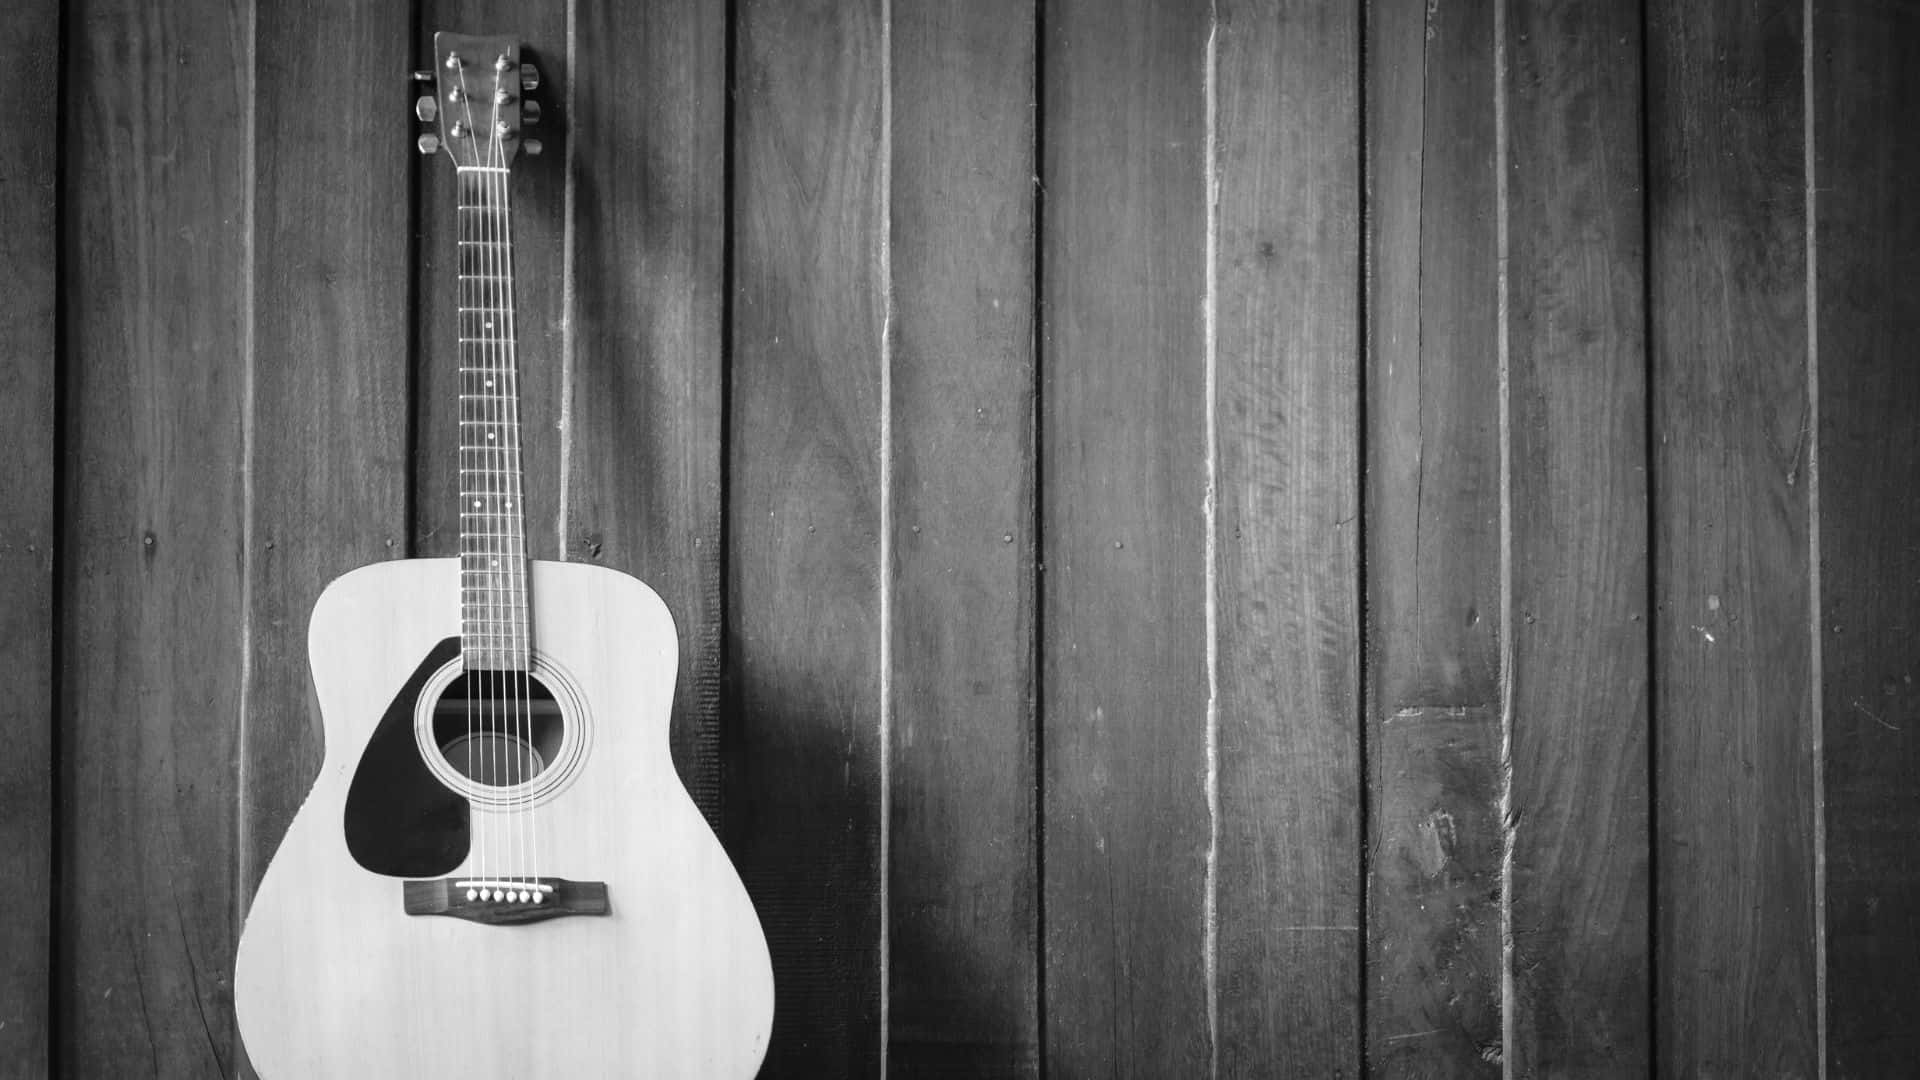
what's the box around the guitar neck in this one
[455,165,530,671]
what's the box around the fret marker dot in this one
[487,432,496,440]
[472,500,481,508]
[485,379,494,387]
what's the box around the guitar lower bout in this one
[235,557,773,1078]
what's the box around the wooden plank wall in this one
[9,0,1920,1075]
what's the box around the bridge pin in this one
[518,890,531,903]
[532,892,545,904]
[465,888,478,902]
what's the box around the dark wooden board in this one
[728,0,887,1072]
[1814,0,1920,1071]
[59,0,253,1073]
[1040,0,1212,1074]
[415,0,569,564]
[241,0,412,936]
[564,0,726,825]
[1648,0,1820,1072]
[1501,0,1651,1072]
[1211,0,1362,1073]
[886,0,1039,1075]
[1365,0,1505,1071]
[0,0,58,1072]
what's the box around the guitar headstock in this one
[413,32,543,167]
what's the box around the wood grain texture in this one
[886,0,1039,1075]
[1501,0,1651,1073]
[415,0,568,565]
[1648,0,1820,1072]
[1365,0,1505,1071]
[1041,0,1212,1075]
[1211,1,1362,1074]
[59,0,252,1073]
[0,0,57,1072]
[1814,0,1920,1072]
[241,0,411,949]
[565,0,726,823]
[728,0,887,1073]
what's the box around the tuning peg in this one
[417,133,441,156]
[415,95,439,123]
[412,69,434,83]
[521,138,543,157]
[520,63,541,92]
[520,100,541,125]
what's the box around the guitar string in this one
[482,106,519,900]
[457,60,505,899]
[492,95,544,898]
[453,59,485,893]
[486,89,535,901]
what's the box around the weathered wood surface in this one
[22,0,1920,1073]
[1212,1,1362,1073]
[565,0,726,820]
[728,0,887,1073]
[59,0,253,1074]
[0,1,57,1074]
[1365,0,1505,1072]
[1502,0,1651,1072]
[1815,0,1920,1073]
[1041,0,1212,1075]
[886,0,1040,1075]
[1649,0,1821,1073]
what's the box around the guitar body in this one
[235,557,773,1078]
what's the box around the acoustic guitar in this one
[234,33,773,1077]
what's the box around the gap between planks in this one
[1492,0,1516,1073]
[877,0,895,1071]
[1802,0,1826,1072]
[1200,3,1221,1078]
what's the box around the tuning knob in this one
[414,95,438,123]
[521,138,543,157]
[520,100,541,125]
[417,133,441,156]
[520,63,541,92]
[412,69,434,83]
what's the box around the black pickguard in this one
[344,637,469,877]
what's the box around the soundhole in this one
[431,672,564,788]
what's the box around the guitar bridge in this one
[403,876,609,924]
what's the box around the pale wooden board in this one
[1212,0,1363,1072]
[1040,0,1213,1073]
[59,0,253,1072]
[886,0,1041,1074]
[0,0,57,1072]
[728,0,888,1072]
[1502,0,1652,1071]
[1649,0,1820,1071]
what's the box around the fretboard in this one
[455,165,529,671]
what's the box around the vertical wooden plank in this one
[1212,1,1362,1074]
[60,0,252,1073]
[416,0,568,563]
[1501,0,1652,1073]
[1041,0,1211,1075]
[1365,0,1505,1072]
[1648,0,1819,1072]
[887,0,1039,1075]
[1815,1,1920,1072]
[0,0,58,1072]
[239,6,413,1074]
[565,0,725,823]
[729,0,886,1073]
